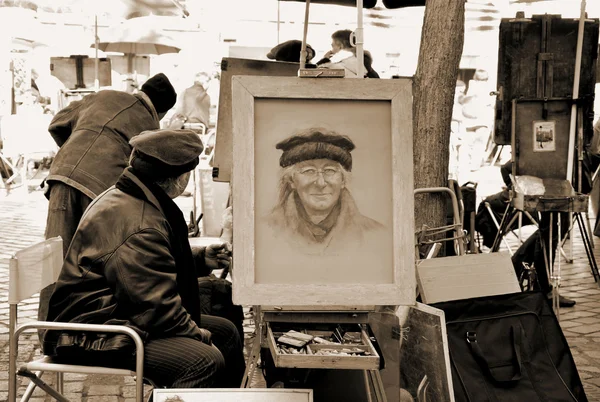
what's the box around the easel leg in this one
[585,212,594,249]
[551,213,561,319]
[241,306,262,388]
[365,370,387,402]
[568,214,574,263]
[488,203,515,254]
[575,213,600,284]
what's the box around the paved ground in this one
[1,167,600,401]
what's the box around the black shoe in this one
[547,292,576,308]
[559,295,576,308]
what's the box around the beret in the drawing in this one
[276,128,355,171]
[129,129,204,180]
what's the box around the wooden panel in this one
[213,58,301,182]
[417,252,521,304]
[495,15,599,145]
[50,57,112,89]
[231,76,415,306]
[513,99,571,180]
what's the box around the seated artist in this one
[42,129,245,388]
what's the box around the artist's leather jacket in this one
[42,170,209,356]
[46,90,160,199]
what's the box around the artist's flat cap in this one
[276,128,355,171]
[129,129,204,179]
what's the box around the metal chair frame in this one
[7,238,146,402]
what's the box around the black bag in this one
[197,275,244,339]
[432,292,587,402]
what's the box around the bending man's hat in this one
[140,73,177,114]
[276,128,355,171]
[129,129,204,180]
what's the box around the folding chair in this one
[8,237,146,402]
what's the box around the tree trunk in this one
[413,0,465,250]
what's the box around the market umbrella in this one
[279,0,425,75]
[93,16,181,74]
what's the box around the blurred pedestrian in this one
[44,73,177,256]
[169,72,212,130]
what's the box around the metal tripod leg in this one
[575,213,600,284]
[489,203,516,254]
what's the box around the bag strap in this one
[466,325,523,384]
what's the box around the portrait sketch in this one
[254,99,393,285]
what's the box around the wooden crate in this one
[265,321,380,370]
[513,192,589,213]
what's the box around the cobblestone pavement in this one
[1,179,600,400]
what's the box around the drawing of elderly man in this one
[266,127,385,255]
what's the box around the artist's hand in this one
[197,328,212,345]
[323,50,335,59]
[205,242,232,272]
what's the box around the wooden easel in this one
[241,306,387,402]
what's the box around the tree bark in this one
[413,0,465,248]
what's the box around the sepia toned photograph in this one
[4,1,600,401]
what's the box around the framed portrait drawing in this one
[231,76,414,306]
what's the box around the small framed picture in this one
[532,120,556,152]
[231,76,415,306]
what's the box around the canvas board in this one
[511,99,571,180]
[153,388,313,402]
[369,303,454,402]
[231,76,414,306]
[416,252,520,304]
[212,58,301,182]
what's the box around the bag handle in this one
[466,325,523,384]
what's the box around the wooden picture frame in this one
[231,76,414,306]
[153,388,313,402]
